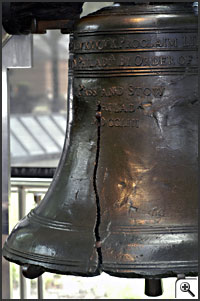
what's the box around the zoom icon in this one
[180,282,195,297]
[176,278,198,299]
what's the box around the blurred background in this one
[9,2,113,168]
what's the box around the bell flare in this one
[100,230,198,278]
[3,210,100,277]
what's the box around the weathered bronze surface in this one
[72,2,198,278]
[3,2,198,282]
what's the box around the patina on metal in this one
[3,2,198,296]
[79,1,198,279]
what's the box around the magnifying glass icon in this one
[180,282,195,297]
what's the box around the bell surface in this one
[72,2,198,278]
[3,2,198,282]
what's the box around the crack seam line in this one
[93,103,102,267]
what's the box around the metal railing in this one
[10,177,52,299]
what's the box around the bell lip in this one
[4,243,198,279]
[102,268,198,279]
[4,243,197,279]
[3,242,100,277]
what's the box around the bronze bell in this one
[3,2,198,296]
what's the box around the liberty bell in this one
[3,2,198,296]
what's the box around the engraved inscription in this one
[72,54,116,68]
[182,35,197,48]
[128,86,165,97]
[134,55,175,66]
[100,87,124,97]
[91,101,140,128]
[77,85,97,97]
[71,53,196,69]
[177,55,193,65]
[92,104,140,128]
[77,84,165,98]
[101,103,135,113]
[70,34,197,52]
[101,117,139,128]
[77,81,166,129]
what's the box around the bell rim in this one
[3,242,100,277]
[3,243,198,278]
